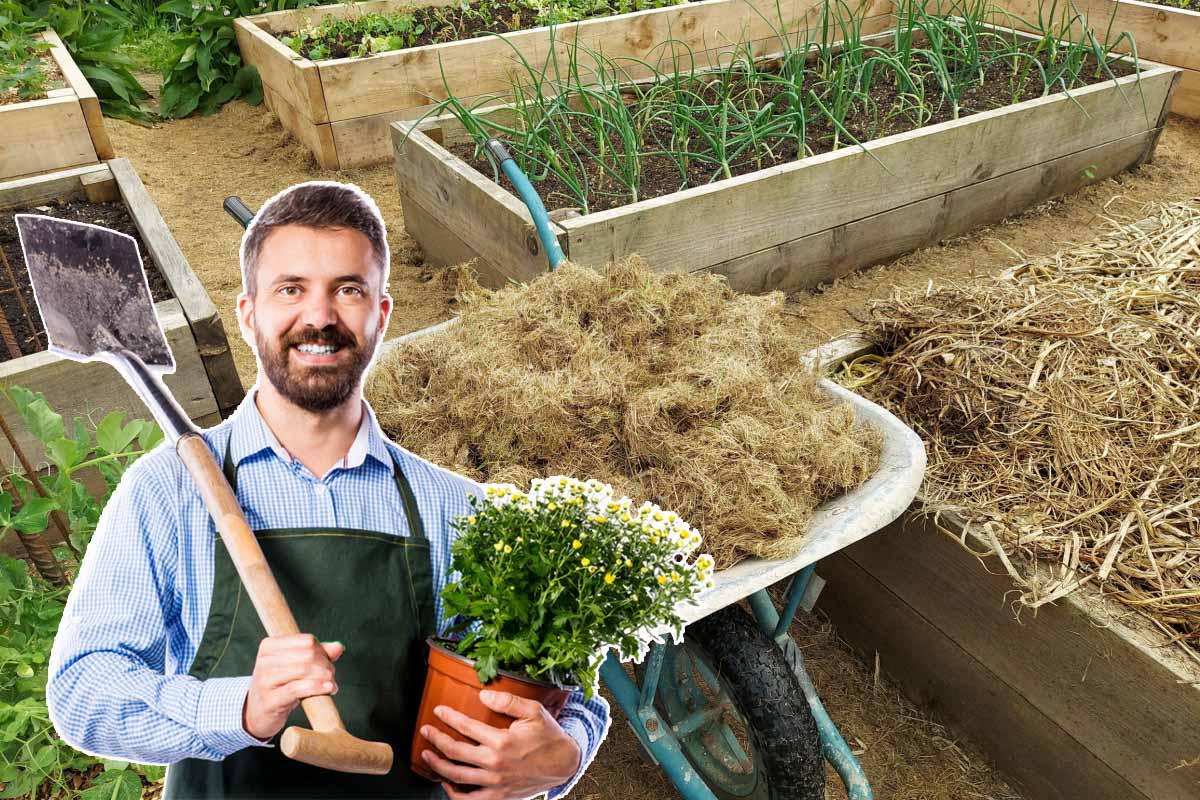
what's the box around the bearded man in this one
[46,182,609,800]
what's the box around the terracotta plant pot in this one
[410,638,575,782]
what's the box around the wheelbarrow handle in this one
[224,196,255,229]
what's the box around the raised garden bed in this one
[391,18,1181,291]
[996,0,1200,118]
[0,159,244,468]
[816,486,1200,800]
[233,0,893,168]
[0,30,114,182]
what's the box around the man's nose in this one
[298,290,339,329]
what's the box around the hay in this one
[856,202,1200,651]
[366,257,881,568]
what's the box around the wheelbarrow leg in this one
[748,577,875,800]
[599,648,719,800]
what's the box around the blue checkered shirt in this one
[47,388,609,797]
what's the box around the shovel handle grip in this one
[174,433,394,774]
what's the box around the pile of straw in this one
[367,257,880,568]
[856,202,1200,651]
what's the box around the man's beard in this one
[256,322,377,412]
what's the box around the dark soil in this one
[0,200,173,361]
[451,51,1138,214]
[280,0,684,59]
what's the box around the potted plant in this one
[410,475,713,778]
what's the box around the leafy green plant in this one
[4,0,156,123]
[0,28,54,101]
[278,0,683,61]
[443,476,711,697]
[423,0,1143,213]
[0,386,164,799]
[158,0,332,118]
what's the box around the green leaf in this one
[10,388,64,445]
[0,492,12,526]
[137,763,167,782]
[47,438,80,472]
[234,65,262,106]
[138,422,164,452]
[80,767,143,800]
[15,663,34,679]
[96,411,139,455]
[12,497,55,535]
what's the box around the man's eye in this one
[341,285,364,296]
[279,286,301,296]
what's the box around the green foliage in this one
[443,477,711,699]
[281,10,426,59]
[0,24,54,100]
[5,0,155,123]
[0,387,164,798]
[429,0,1143,213]
[157,0,330,118]
[279,0,682,61]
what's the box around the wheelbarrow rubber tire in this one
[639,604,825,800]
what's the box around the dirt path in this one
[106,101,1200,800]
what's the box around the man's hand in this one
[420,689,582,800]
[242,634,344,741]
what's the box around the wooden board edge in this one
[38,28,114,162]
[816,547,1154,800]
[0,162,112,209]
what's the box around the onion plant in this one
[415,0,1144,215]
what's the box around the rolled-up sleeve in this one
[46,459,267,763]
[547,689,611,799]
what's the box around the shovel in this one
[14,214,392,776]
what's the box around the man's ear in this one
[378,293,392,337]
[237,292,256,351]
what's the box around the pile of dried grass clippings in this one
[852,202,1200,654]
[366,256,881,569]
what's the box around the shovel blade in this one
[14,214,174,371]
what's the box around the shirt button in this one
[314,483,327,494]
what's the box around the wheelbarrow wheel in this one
[637,604,824,799]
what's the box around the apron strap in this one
[220,437,429,544]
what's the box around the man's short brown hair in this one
[240,182,389,297]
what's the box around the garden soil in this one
[105,98,1200,800]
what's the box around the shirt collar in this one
[227,386,393,473]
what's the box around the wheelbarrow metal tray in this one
[377,329,926,627]
[234,0,894,169]
[391,20,1180,292]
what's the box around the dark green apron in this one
[164,443,441,800]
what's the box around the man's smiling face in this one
[239,224,391,412]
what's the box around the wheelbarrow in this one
[223,140,926,799]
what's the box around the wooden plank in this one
[819,512,1200,800]
[0,300,218,468]
[0,96,96,181]
[234,17,330,125]
[993,0,1200,72]
[399,195,520,288]
[260,82,339,169]
[709,124,1157,292]
[108,158,245,416]
[816,543,1151,800]
[80,171,119,203]
[42,28,114,160]
[392,121,566,283]
[318,0,893,123]
[1172,67,1200,119]
[559,66,1175,273]
[0,163,109,210]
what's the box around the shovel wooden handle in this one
[176,432,394,775]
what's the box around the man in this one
[46,182,609,799]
